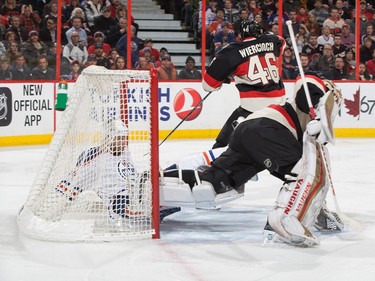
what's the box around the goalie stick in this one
[286,20,362,233]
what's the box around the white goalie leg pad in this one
[267,133,329,246]
[159,172,196,208]
[160,170,243,209]
[192,170,243,209]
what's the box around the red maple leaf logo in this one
[344,87,360,119]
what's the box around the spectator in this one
[340,24,355,49]
[295,24,310,53]
[283,10,300,46]
[302,33,323,61]
[31,55,56,80]
[264,7,277,27]
[107,17,127,48]
[310,43,335,77]
[310,0,329,27]
[247,0,261,22]
[3,30,17,48]
[0,41,6,57]
[142,38,160,62]
[344,48,355,75]
[65,16,88,45]
[42,0,68,29]
[283,0,300,14]
[361,23,375,45]
[137,47,155,66]
[208,9,232,36]
[359,62,373,80]
[20,30,49,69]
[63,0,81,20]
[85,53,97,68]
[335,0,351,21]
[259,0,276,18]
[360,0,373,21]
[19,4,41,33]
[365,49,375,77]
[47,43,57,69]
[322,7,346,33]
[270,23,279,35]
[296,6,308,24]
[135,54,154,70]
[0,56,12,80]
[68,7,90,34]
[305,12,321,36]
[92,5,117,36]
[213,21,236,56]
[116,25,140,68]
[39,16,58,47]
[178,56,202,80]
[298,53,320,76]
[360,36,374,63]
[108,47,119,68]
[332,56,352,80]
[63,31,88,67]
[156,53,177,80]
[115,5,127,22]
[93,42,111,69]
[88,31,110,56]
[67,60,81,80]
[3,41,19,63]
[113,56,126,70]
[223,0,240,24]
[155,47,176,68]
[108,0,123,18]
[317,25,334,46]
[332,34,347,56]
[0,0,21,18]
[282,47,298,79]
[9,52,31,80]
[114,4,138,31]
[0,15,8,41]
[84,0,102,28]
[6,15,28,43]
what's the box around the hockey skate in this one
[314,203,344,231]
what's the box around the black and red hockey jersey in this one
[203,34,286,112]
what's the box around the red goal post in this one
[18,66,160,241]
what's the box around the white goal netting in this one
[18,66,159,242]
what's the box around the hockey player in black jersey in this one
[202,20,287,149]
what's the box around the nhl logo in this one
[0,88,12,126]
[263,158,272,168]
[173,88,203,121]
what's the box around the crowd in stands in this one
[1,0,375,81]
[177,0,375,81]
[0,0,201,81]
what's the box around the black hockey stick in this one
[159,91,213,146]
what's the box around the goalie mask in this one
[105,119,129,155]
[240,20,264,40]
[293,75,327,114]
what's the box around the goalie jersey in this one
[57,146,137,209]
[203,34,286,113]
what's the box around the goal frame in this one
[18,67,160,241]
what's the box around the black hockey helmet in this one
[240,20,264,40]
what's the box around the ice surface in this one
[1,139,374,281]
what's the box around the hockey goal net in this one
[18,66,160,241]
